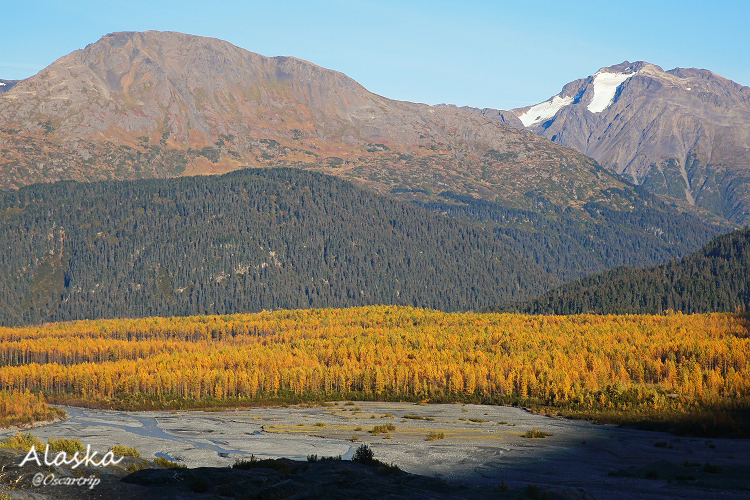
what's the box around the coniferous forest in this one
[510,228,750,315]
[0,168,558,326]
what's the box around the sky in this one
[2,0,748,110]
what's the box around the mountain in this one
[0,168,558,326]
[509,228,750,315]
[505,61,750,224]
[0,32,734,280]
[0,80,19,94]
[0,30,617,205]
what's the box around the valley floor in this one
[3,402,748,499]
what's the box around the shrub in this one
[47,438,85,454]
[425,432,445,441]
[0,432,44,451]
[352,444,375,465]
[371,423,396,435]
[112,445,141,458]
[523,428,553,438]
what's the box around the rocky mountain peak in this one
[504,61,750,224]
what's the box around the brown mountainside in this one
[1,30,633,212]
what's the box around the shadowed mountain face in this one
[504,61,750,224]
[0,80,19,94]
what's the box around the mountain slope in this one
[0,33,734,280]
[0,168,557,326]
[508,62,750,224]
[510,228,750,314]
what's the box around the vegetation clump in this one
[112,445,141,457]
[425,432,445,441]
[523,428,553,438]
[0,432,44,451]
[47,438,85,454]
[371,423,396,435]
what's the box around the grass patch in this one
[425,432,445,441]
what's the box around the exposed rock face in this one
[0,31,635,214]
[505,61,750,224]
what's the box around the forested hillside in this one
[0,168,556,326]
[420,188,726,281]
[511,228,750,314]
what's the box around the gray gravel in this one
[3,402,749,499]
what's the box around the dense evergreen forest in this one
[0,168,558,326]
[509,228,750,314]
[419,188,727,281]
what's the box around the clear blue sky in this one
[2,0,748,110]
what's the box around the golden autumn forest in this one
[1,307,749,435]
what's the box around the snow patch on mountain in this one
[587,71,637,113]
[518,95,574,127]
[0,82,6,86]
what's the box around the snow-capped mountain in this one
[509,62,750,224]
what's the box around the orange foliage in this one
[0,307,747,411]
